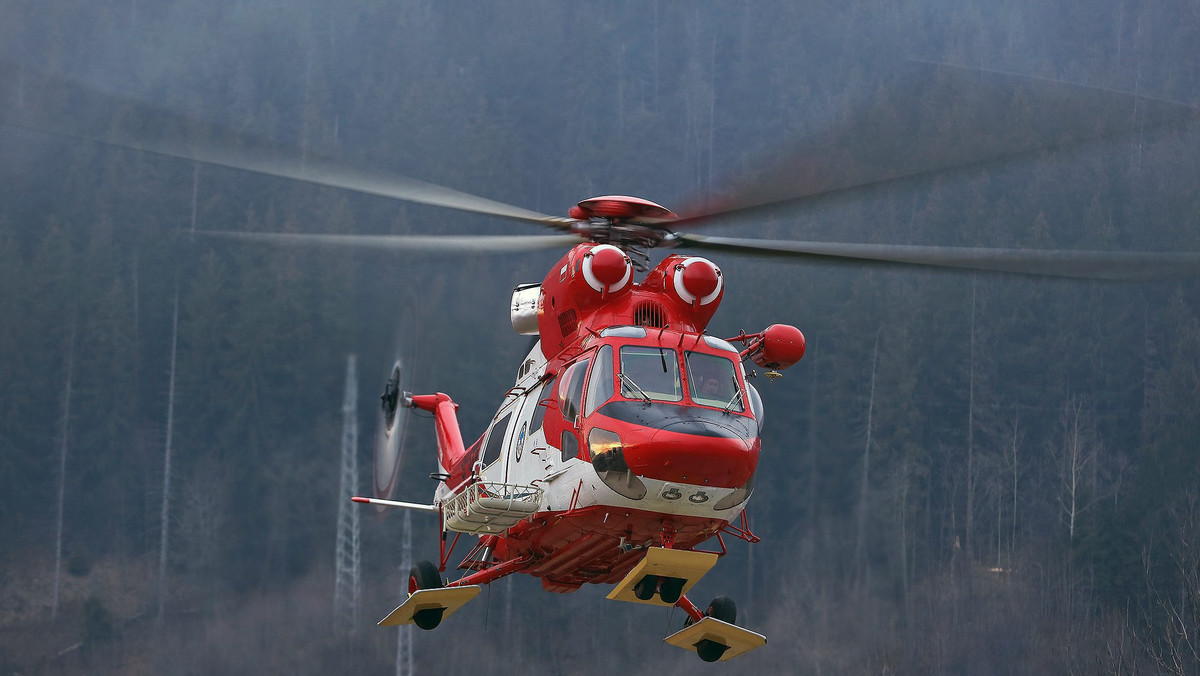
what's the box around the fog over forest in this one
[2,1,1200,674]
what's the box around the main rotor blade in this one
[196,230,580,253]
[0,62,573,230]
[677,234,1200,282]
[674,61,1200,229]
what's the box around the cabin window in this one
[529,377,554,434]
[702,335,740,354]
[746,382,764,426]
[685,352,743,411]
[560,430,579,461]
[481,412,513,467]
[618,346,682,402]
[558,359,589,423]
[583,345,614,415]
[599,326,647,339]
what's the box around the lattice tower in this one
[396,510,414,676]
[334,355,362,634]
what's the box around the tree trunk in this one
[157,281,180,624]
[51,318,76,622]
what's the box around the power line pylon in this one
[396,510,414,676]
[334,355,362,635]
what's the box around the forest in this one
[2,1,1200,674]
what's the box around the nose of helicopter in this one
[588,401,761,490]
[631,419,758,488]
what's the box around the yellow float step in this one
[663,617,767,661]
[378,586,482,627]
[606,547,719,607]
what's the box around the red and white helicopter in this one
[9,60,1200,662]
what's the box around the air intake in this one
[633,301,667,328]
[557,309,579,336]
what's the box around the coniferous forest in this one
[3,1,1200,674]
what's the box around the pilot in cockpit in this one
[687,353,739,409]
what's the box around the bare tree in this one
[993,412,1025,568]
[158,281,180,624]
[1139,491,1200,675]
[1053,398,1103,545]
[965,277,978,561]
[51,317,76,622]
[854,329,881,579]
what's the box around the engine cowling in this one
[581,244,633,294]
[671,256,723,307]
[510,283,541,335]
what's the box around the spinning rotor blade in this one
[677,234,1200,282]
[673,61,1200,229]
[197,230,580,253]
[0,62,573,230]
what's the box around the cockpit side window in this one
[619,346,682,402]
[583,345,614,416]
[686,351,744,411]
[558,359,590,423]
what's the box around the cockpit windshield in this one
[685,351,744,412]
[618,345,682,402]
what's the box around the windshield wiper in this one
[618,372,652,403]
[722,378,744,413]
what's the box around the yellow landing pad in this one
[606,547,719,607]
[378,586,482,627]
[664,617,767,661]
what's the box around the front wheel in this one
[408,560,445,630]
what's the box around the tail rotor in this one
[373,300,419,505]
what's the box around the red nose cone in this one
[623,423,758,488]
[681,260,719,298]
[590,246,628,286]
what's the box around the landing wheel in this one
[633,574,659,601]
[408,560,445,630]
[695,639,729,663]
[659,576,685,604]
[686,596,738,662]
[705,595,736,623]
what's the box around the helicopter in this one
[7,60,1200,663]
